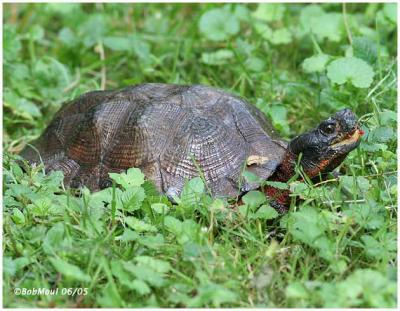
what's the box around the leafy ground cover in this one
[3,3,397,307]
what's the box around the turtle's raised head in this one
[288,108,363,178]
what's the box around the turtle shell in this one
[21,84,287,197]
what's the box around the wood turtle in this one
[21,83,363,212]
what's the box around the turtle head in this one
[287,108,363,178]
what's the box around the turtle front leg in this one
[263,184,291,214]
[269,200,289,214]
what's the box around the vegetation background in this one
[3,2,397,308]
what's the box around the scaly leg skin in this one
[263,185,291,214]
[269,200,289,214]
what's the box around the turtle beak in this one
[330,122,364,151]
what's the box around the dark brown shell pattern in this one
[22,84,287,198]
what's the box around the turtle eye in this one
[321,123,336,135]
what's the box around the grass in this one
[3,3,397,308]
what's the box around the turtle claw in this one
[166,187,180,203]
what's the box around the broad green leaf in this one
[58,28,78,48]
[327,57,374,88]
[188,283,237,307]
[242,191,266,209]
[238,204,251,218]
[125,217,157,233]
[80,14,106,47]
[356,176,371,193]
[122,261,166,288]
[361,235,386,260]
[31,58,71,99]
[379,110,397,125]
[4,25,22,62]
[352,36,378,65]
[254,21,272,40]
[252,4,286,22]
[142,180,161,197]
[368,126,395,143]
[242,171,263,184]
[329,259,348,274]
[130,279,151,295]
[252,204,279,220]
[302,54,331,73]
[234,5,250,21]
[265,180,289,190]
[363,232,396,261]
[130,35,151,60]
[179,177,206,207]
[187,177,204,193]
[343,203,385,230]
[245,57,265,72]
[97,283,123,308]
[42,222,66,254]
[151,203,170,214]
[209,198,227,212]
[7,63,30,82]
[138,234,165,249]
[11,208,25,225]
[383,3,397,23]
[235,38,255,56]
[340,176,356,191]
[103,35,151,60]
[109,167,145,189]
[116,229,139,242]
[111,260,140,293]
[45,3,81,14]
[268,105,287,122]
[4,89,41,120]
[43,171,65,191]
[103,36,131,51]
[300,6,343,42]
[28,197,54,216]
[300,5,325,29]
[340,176,370,194]
[29,25,44,42]
[201,49,234,66]
[319,88,348,110]
[25,226,47,244]
[3,257,16,277]
[267,105,288,133]
[270,28,292,45]
[314,13,343,42]
[14,257,30,272]
[179,219,201,245]
[287,207,327,246]
[119,186,146,211]
[49,258,90,282]
[164,216,182,235]
[135,256,171,274]
[199,8,240,41]
[321,269,397,308]
[286,282,309,299]
[183,242,209,260]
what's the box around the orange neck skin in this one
[262,152,295,209]
[262,151,336,211]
